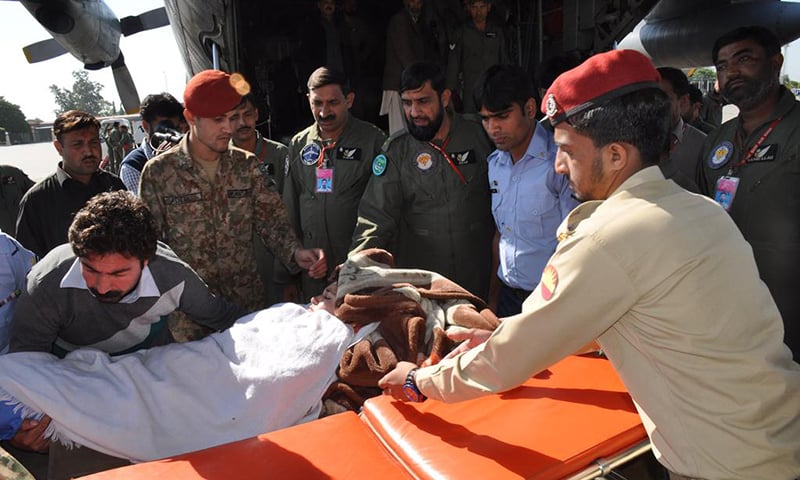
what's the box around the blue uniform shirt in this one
[488,124,577,291]
[0,233,35,354]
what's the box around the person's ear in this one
[523,98,537,119]
[771,52,784,75]
[345,92,355,109]
[603,142,629,173]
[183,108,195,126]
[441,89,452,109]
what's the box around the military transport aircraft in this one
[11,0,800,139]
[14,0,171,114]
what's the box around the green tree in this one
[781,74,800,91]
[688,67,716,83]
[50,70,115,116]
[0,97,31,134]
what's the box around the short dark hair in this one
[53,110,100,143]
[688,84,703,105]
[567,88,670,168]
[712,25,781,65]
[473,64,538,113]
[400,62,446,95]
[69,191,158,261]
[307,67,351,94]
[657,67,691,97]
[140,93,183,124]
[238,92,258,109]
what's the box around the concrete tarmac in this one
[0,142,62,182]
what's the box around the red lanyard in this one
[428,137,466,185]
[317,141,338,168]
[730,116,782,171]
[254,136,267,163]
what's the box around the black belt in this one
[507,285,532,301]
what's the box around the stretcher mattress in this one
[80,355,648,479]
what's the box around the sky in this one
[3,1,800,122]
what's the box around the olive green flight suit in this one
[284,115,387,298]
[698,87,800,361]
[350,113,494,299]
[244,133,289,306]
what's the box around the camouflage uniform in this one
[284,116,387,298]
[140,136,302,325]
[350,113,494,299]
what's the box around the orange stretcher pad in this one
[81,355,648,480]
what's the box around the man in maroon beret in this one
[139,70,327,340]
[380,50,800,479]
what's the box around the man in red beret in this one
[139,70,327,340]
[380,50,800,479]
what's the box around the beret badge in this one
[545,94,559,118]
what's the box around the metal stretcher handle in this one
[564,439,653,480]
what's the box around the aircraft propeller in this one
[18,1,170,114]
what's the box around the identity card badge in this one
[316,168,333,193]
[713,176,740,212]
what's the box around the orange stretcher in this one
[80,355,649,480]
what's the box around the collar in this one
[311,114,352,143]
[490,123,553,166]
[610,165,665,196]
[60,258,161,304]
[735,86,797,133]
[672,117,686,143]
[142,138,156,159]
[555,166,664,242]
[54,162,100,186]
[178,134,235,173]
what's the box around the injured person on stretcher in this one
[0,248,500,465]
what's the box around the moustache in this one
[89,287,124,303]
[317,114,336,123]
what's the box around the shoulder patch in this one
[372,154,388,176]
[708,141,734,169]
[300,143,320,166]
[540,264,559,301]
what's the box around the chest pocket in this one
[516,191,559,239]
[164,194,211,244]
[770,143,800,205]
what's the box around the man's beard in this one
[406,104,444,142]
[722,64,779,111]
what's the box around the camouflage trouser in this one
[0,443,37,480]
[167,312,214,342]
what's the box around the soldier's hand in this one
[443,326,493,360]
[9,416,51,453]
[295,248,327,279]
[378,361,418,401]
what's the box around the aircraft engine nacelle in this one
[619,1,800,68]
[20,0,121,69]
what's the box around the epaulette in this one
[380,129,406,153]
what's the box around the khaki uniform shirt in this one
[350,113,494,299]
[284,116,386,298]
[698,88,800,362]
[139,137,301,312]
[417,167,800,479]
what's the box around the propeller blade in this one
[111,53,141,114]
[120,7,170,37]
[22,38,69,63]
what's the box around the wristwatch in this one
[402,368,426,403]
